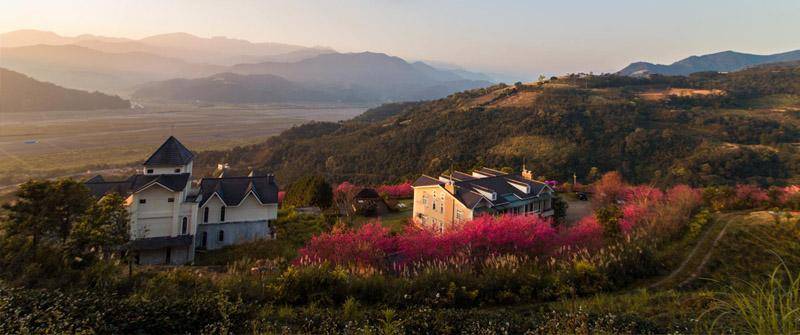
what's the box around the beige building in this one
[412,167,554,230]
[86,136,278,265]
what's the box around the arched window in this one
[220,206,226,222]
[181,217,188,235]
[203,207,209,223]
[218,230,224,242]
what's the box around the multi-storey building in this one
[412,167,554,230]
[85,136,278,264]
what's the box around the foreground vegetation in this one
[3,173,800,333]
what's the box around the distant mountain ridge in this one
[0,29,333,65]
[135,52,493,102]
[0,44,224,94]
[1,29,494,101]
[0,68,129,112]
[618,49,800,76]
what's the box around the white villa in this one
[85,136,279,265]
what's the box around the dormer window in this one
[146,169,154,174]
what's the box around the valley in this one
[0,102,369,186]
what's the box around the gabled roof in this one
[85,173,191,198]
[450,172,549,207]
[143,136,194,166]
[198,175,279,207]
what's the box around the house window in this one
[220,206,226,222]
[165,247,171,264]
[174,168,181,173]
[203,207,209,223]
[456,209,463,221]
[432,202,436,210]
[201,232,208,248]
[422,194,428,206]
[139,199,146,204]
[146,169,154,174]
[181,217,188,235]
[218,230,224,242]
[167,197,175,203]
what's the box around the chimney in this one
[522,166,534,181]
[445,182,456,194]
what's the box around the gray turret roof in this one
[143,136,194,166]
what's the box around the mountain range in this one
[618,49,800,76]
[1,29,333,65]
[0,29,494,102]
[0,67,129,112]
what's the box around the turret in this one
[142,136,195,176]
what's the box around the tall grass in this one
[703,258,800,334]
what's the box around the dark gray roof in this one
[453,172,548,207]
[354,188,381,199]
[130,235,193,250]
[85,173,191,198]
[143,136,194,166]
[198,175,278,206]
[412,175,443,187]
[450,171,477,181]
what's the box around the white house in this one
[85,136,279,265]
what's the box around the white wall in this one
[143,161,192,175]
[130,185,180,238]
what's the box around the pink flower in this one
[335,181,358,194]
[735,184,769,204]
[376,182,413,198]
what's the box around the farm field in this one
[0,102,369,186]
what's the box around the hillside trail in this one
[647,212,735,290]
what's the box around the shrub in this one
[284,175,333,208]
[376,182,413,199]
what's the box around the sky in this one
[2,0,800,78]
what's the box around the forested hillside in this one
[197,62,800,187]
[0,68,130,112]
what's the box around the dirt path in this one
[648,213,734,290]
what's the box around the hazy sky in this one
[2,0,800,78]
